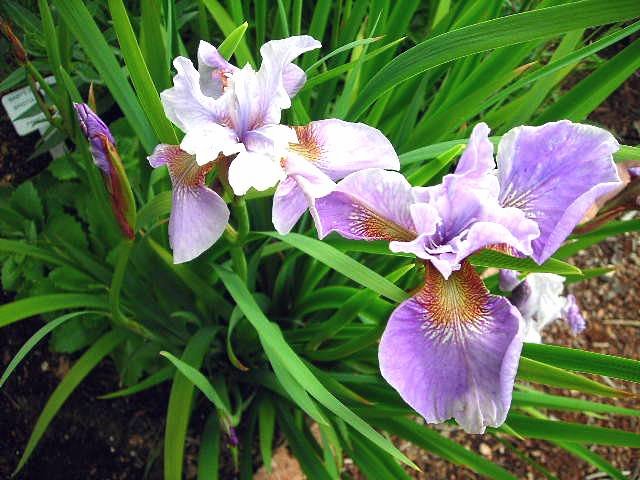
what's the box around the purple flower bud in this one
[74,103,136,239]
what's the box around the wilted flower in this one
[500,270,586,343]
[314,121,620,433]
[74,103,136,239]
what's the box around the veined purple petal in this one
[148,144,229,263]
[161,57,229,132]
[379,262,523,433]
[392,173,539,279]
[314,168,420,241]
[73,102,114,173]
[227,36,320,137]
[288,119,400,180]
[497,121,621,263]
[198,40,238,98]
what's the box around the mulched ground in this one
[1,33,639,480]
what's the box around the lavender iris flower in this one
[150,36,320,262]
[314,121,620,433]
[500,270,586,343]
[74,103,136,240]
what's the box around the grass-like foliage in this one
[1,0,640,478]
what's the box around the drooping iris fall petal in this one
[379,262,524,433]
[74,103,136,239]
[497,121,621,263]
[274,121,401,234]
[148,145,229,263]
[314,168,420,241]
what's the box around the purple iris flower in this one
[151,36,320,262]
[500,270,586,343]
[314,121,620,433]
[74,103,136,240]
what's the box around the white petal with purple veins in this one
[161,57,229,132]
[198,40,237,98]
[289,119,400,180]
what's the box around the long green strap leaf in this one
[215,267,417,470]
[512,390,640,417]
[264,233,407,303]
[349,0,640,120]
[164,327,216,480]
[517,357,627,398]
[98,366,173,399]
[52,0,157,151]
[537,37,640,123]
[108,0,177,144]
[376,417,518,480]
[0,294,109,329]
[201,0,255,67]
[507,413,640,447]
[522,343,640,383]
[14,329,127,474]
[0,311,100,388]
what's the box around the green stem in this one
[225,197,250,282]
[232,197,250,242]
[110,239,160,341]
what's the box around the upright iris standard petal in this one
[273,120,401,234]
[497,121,621,263]
[161,57,231,133]
[74,103,136,239]
[198,40,238,98]
[314,168,421,241]
[148,145,229,263]
[379,262,524,434]
[257,36,322,108]
[391,171,539,279]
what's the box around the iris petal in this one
[497,121,621,263]
[314,168,418,241]
[148,144,229,263]
[379,262,523,433]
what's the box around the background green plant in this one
[1,0,640,478]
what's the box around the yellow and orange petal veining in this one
[289,124,323,162]
[415,261,490,343]
[348,201,416,242]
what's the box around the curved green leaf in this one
[349,0,640,120]
[14,329,127,474]
[0,294,109,329]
